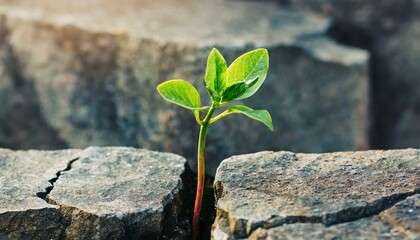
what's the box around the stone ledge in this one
[0,147,186,239]
[212,149,420,239]
[0,149,79,239]
[1,148,419,239]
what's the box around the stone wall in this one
[0,0,369,174]
[272,0,420,149]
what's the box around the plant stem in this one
[192,104,217,240]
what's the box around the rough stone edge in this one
[42,147,188,239]
[212,149,420,239]
[0,148,80,239]
[0,6,368,67]
[0,147,188,239]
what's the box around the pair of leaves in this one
[205,48,268,103]
[157,48,272,131]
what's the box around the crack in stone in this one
[36,157,79,201]
[242,189,420,238]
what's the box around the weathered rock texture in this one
[0,0,368,174]
[48,147,186,239]
[212,149,420,239]
[282,0,420,149]
[0,147,187,239]
[0,149,79,239]
[371,20,420,149]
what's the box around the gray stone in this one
[248,195,420,239]
[212,149,420,239]
[282,0,420,150]
[379,194,420,239]
[0,21,66,150]
[285,0,418,35]
[0,147,187,239]
[0,148,79,239]
[371,20,420,149]
[0,0,368,174]
[47,147,186,239]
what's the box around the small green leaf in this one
[205,48,227,99]
[157,79,202,110]
[211,105,273,131]
[226,48,269,100]
[220,77,258,103]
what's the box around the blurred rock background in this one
[0,0,418,174]
[283,0,420,150]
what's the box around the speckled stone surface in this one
[48,147,186,239]
[0,147,187,239]
[0,148,79,239]
[212,149,420,239]
[247,195,420,239]
[0,0,368,175]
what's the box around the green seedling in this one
[157,48,273,240]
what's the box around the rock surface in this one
[212,149,420,239]
[48,147,187,239]
[282,0,420,150]
[0,147,187,239]
[0,148,79,239]
[0,0,368,174]
[285,0,418,36]
[371,20,420,149]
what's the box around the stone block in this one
[282,0,420,150]
[371,20,420,149]
[48,147,186,239]
[0,149,79,239]
[212,149,420,239]
[0,147,187,239]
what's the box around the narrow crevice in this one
[325,19,398,150]
[159,163,194,240]
[242,189,419,238]
[326,20,374,50]
[325,20,379,150]
[36,157,79,200]
[322,190,419,226]
[164,163,216,240]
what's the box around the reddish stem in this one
[192,162,205,240]
[192,104,216,240]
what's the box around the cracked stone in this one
[248,195,420,239]
[212,149,420,239]
[0,148,80,239]
[0,147,187,239]
[47,147,186,239]
[0,0,368,175]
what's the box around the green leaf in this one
[206,87,221,102]
[226,48,269,101]
[205,48,227,99]
[157,79,202,110]
[211,105,273,131]
[220,77,258,103]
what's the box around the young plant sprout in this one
[157,48,273,240]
